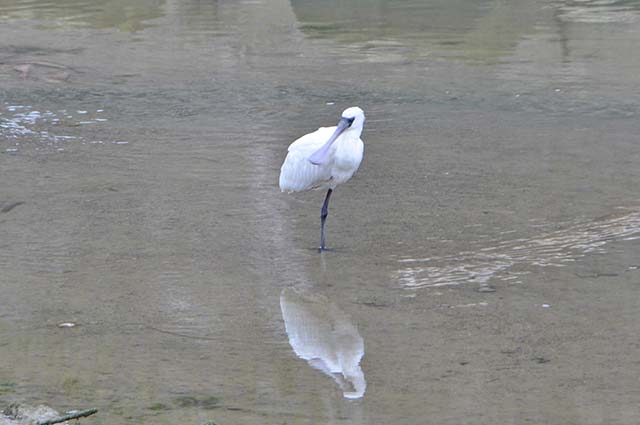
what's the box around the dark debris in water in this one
[0,383,16,396]
[575,271,619,279]
[147,403,171,411]
[0,202,24,214]
[0,45,82,84]
[353,295,396,308]
[500,347,523,356]
[172,395,221,410]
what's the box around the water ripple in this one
[554,0,640,24]
[1,103,112,152]
[397,208,640,289]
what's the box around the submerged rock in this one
[1,404,64,425]
[1,404,97,425]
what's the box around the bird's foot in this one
[317,246,334,253]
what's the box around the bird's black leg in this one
[319,189,333,251]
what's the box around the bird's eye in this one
[347,117,355,126]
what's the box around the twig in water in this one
[37,408,98,425]
[0,201,25,214]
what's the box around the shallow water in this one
[1,0,640,424]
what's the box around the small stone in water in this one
[541,304,551,308]
[58,322,76,328]
[477,285,496,293]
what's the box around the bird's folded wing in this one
[279,127,336,192]
[287,126,336,153]
[279,150,333,192]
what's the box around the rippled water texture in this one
[398,208,640,289]
[1,0,640,424]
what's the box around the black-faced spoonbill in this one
[279,107,365,251]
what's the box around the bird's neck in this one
[344,127,362,140]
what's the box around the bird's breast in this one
[333,137,364,172]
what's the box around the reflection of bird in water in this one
[279,107,365,251]
[280,286,366,399]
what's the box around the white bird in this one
[279,107,365,251]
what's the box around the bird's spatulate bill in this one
[308,118,351,165]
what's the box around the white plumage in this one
[279,107,365,250]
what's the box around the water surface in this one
[1,0,640,424]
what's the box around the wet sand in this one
[1,1,640,424]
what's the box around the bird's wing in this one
[287,126,336,154]
[279,127,335,193]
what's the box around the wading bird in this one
[279,107,365,251]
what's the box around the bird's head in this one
[341,106,365,132]
[308,106,365,166]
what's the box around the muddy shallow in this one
[1,1,640,424]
